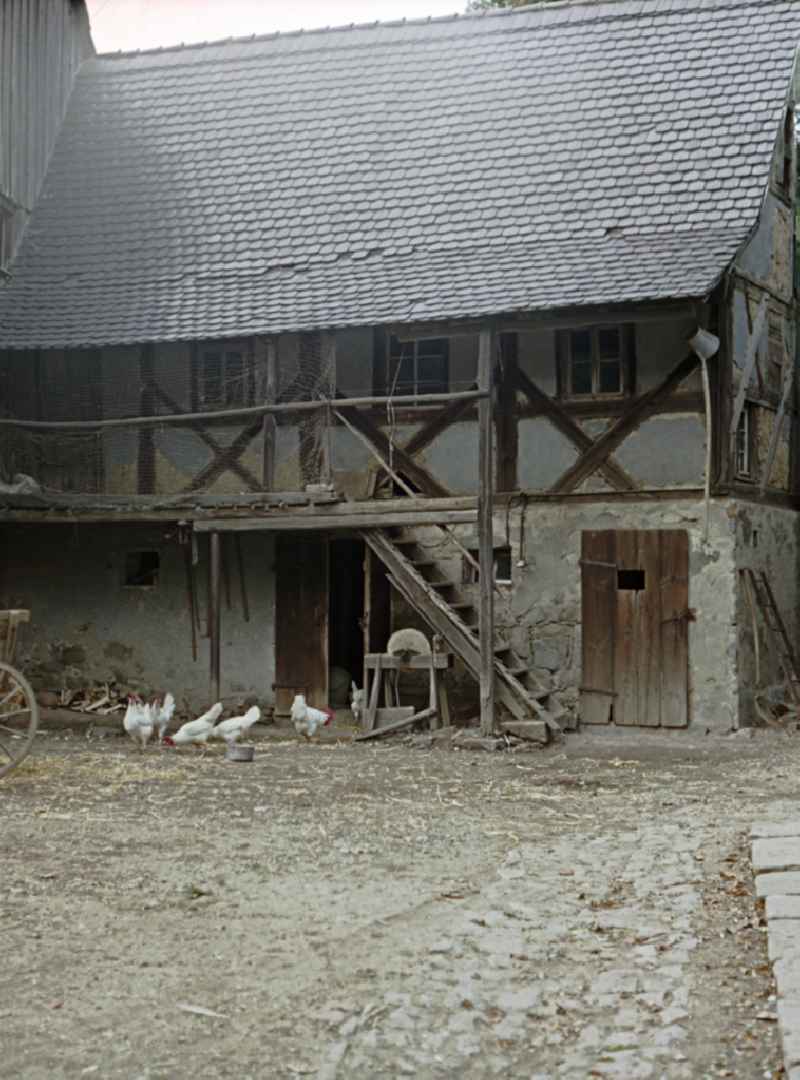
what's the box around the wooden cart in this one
[0,610,39,779]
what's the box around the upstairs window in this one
[561,325,629,398]
[767,313,786,393]
[387,336,449,397]
[198,344,252,409]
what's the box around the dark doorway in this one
[329,539,365,700]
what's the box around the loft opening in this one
[124,550,160,588]
[617,568,645,591]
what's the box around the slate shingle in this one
[0,0,798,349]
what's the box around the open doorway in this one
[329,539,365,707]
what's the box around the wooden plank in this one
[375,706,415,727]
[551,352,701,494]
[364,653,451,670]
[496,334,519,493]
[194,510,478,533]
[515,368,637,492]
[580,531,616,725]
[478,324,496,735]
[659,530,689,728]
[354,705,436,741]
[613,531,638,726]
[261,337,277,491]
[274,536,329,712]
[636,531,662,727]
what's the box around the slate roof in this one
[1,0,799,349]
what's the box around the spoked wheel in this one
[0,660,40,779]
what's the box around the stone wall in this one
[733,500,800,725]
[398,498,741,732]
[0,523,276,711]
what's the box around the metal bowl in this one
[225,744,255,762]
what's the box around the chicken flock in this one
[122,690,341,752]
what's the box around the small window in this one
[562,325,628,398]
[617,569,645,591]
[199,345,251,408]
[735,407,752,479]
[124,551,160,588]
[463,546,512,585]
[387,336,449,397]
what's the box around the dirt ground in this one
[2,716,799,1079]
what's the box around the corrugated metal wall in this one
[0,0,93,263]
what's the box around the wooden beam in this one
[496,334,519,493]
[151,382,261,491]
[0,389,488,432]
[760,325,795,495]
[550,351,701,494]
[209,531,221,702]
[335,398,450,497]
[261,337,277,491]
[729,295,768,460]
[354,705,436,741]
[184,418,263,494]
[514,367,637,492]
[137,344,155,494]
[321,331,336,485]
[193,509,479,533]
[478,324,496,736]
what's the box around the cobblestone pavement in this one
[1,723,797,1079]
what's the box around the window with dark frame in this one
[199,345,251,409]
[562,325,628,398]
[735,406,752,479]
[387,336,449,396]
[462,546,513,585]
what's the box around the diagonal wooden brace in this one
[514,368,637,492]
[550,352,700,494]
[184,418,264,493]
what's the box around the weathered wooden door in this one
[580,529,689,727]
[274,535,329,714]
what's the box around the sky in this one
[85,0,464,53]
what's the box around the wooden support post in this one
[478,324,496,736]
[496,333,519,493]
[321,331,336,486]
[209,531,221,702]
[137,344,155,494]
[261,337,277,491]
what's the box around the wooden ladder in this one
[742,568,800,704]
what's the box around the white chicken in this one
[123,694,153,751]
[210,705,260,748]
[350,681,365,726]
[163,702,223,751]
[152,692,176,743]
[291,694,334,740]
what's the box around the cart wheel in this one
[0,661,40,779]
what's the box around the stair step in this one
[449,602,474,614]
[410,559,438,569]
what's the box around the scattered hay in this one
[2,752,189,788]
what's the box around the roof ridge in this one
[93,0,786,62]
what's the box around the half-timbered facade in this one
[0,0,799,733]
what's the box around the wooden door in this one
[274,535,329,714]
[580,531,617,725]
[580,529,689,728]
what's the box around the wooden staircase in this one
[362,527,565,739]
